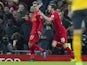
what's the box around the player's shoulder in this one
[53,11,60,15]
[53,11,59,14]
[51,11,59,17]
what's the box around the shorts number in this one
[61,37,65,43]
[30,35,34,40]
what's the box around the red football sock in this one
[29,46,35,59]
[33,44,44,53]
[65,47,74,59]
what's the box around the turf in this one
[0,62,87,65]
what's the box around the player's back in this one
[71,0,87,11]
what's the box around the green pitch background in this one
[1,62,87,65]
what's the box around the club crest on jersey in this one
[32,17,36,21]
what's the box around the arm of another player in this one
[39,11,53,22]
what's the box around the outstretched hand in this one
[22,15,30,21]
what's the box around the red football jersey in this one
[49,11,67,36]
[30,11,44,34]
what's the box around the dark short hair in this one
[50,4,57,10]
[33,1,38,4]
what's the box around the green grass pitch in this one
[0,62,87,65]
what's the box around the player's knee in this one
[52,43,56,47]
[52,41,57,48]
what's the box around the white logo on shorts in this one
[61,37,65,43]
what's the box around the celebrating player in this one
[39,4,75,61]
[24,2,46,61]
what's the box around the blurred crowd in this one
[0,0,87,55]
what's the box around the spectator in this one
[0,19,4,40]
[82,30,87,55]
[19,0,36,11]
[12,11,21,26]
[43,0,52,9]
[3,19,19,39]
[17,3,28,21]
[3,6,15,25]
[19,5,32,43]
[0,36,12,54]
[7,1,18,11]
[37,0,45,13]
[19,21,32,42]
[11,32,26,50]
[67,25,73,49]
[61,4,72,30]
[0,2,4,19]
[0,2,4,11]
[38,22,55,50]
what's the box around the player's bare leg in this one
[73,30,83,65]
[59,37,74,60]
[52,41,58,48]
[29,41,47,61]
[52,39,75,61]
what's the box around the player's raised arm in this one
[39,4,58,22]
